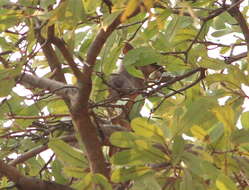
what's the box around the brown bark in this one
[0,160,73,190]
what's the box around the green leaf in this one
[0,67,21,97]
[230,129,249,145]
[111,166,151,183]
[0,176,11,189]
[110,132,138,148]
[131,118,165,143]
[82,0,100,13]
[67,0,86,24]
[103,11,121,30]
[179,97,217,133]
[123,47,164,78]
[180,169,193,190]
[47,99,69,114]
[92,174,112,190]
[128,96,144,120]
[52,159,68,184]
[198,56,227,70]
[241,111,249,129]
[164,16,192,43]
[121,0,139,22]
[72,173,111,190]
[172,135,185,164]
[111,149,146,165]
[64,167,86,178]
[123,47,164,67]
[183,152,204,176]
[216,174,237,190]
[48,139,87,168]
[209,124,224,143]
[201,161,220,180]
[40,0,56,9]
[211,29,232,37]
[130,173,161,190]
[111,146,167,166]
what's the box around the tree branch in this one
[9,135,76,167]
[9,123,127,167]
[0,160,73,190]
[146,68,205,96]
[51,37,83,80]
[67,10,140,177]
[225,51,248,64]
[35,25,66,83]
[227,1,249,50]
[17,73,78,101]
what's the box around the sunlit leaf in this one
[241,111,249,129]
[121,0,139,22]
[52,159,68,184]
[212,105,235,133]
[190,125,208,141]
[72,173,111,190]
[131,117,165,143]
[64,167,86,178]
[216,174,237,190]
[48,139,87,168]
[198,56,227,70]
[111,166,151,183]
[82,0,100,13]
[110,132,138,148]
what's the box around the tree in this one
[0,0,248,189]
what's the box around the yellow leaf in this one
[121,0,139,22]
[143,0,153,10]
[212,106,235,133]
[156,15,164,30]
[190,125,207,141]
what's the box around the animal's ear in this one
[122,42,134,55]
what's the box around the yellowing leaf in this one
[121,0,139,22]
[143,0,153,10]
[63,167,86,178]
[190,125,208,141]
[82,0,100,13]
[216,174,237,190]
[131,118,165,143]
[111,166,150,183]
[156,15,164,30]
[241,111,249,129]
[212,106,235,133]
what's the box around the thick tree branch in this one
[227,1,249,50]
[9,135,76,167]
[17,73,78,101]
[35,25,66,83]
[0,160,73,190]
[51,37,83,80]
[68,11,140,177]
